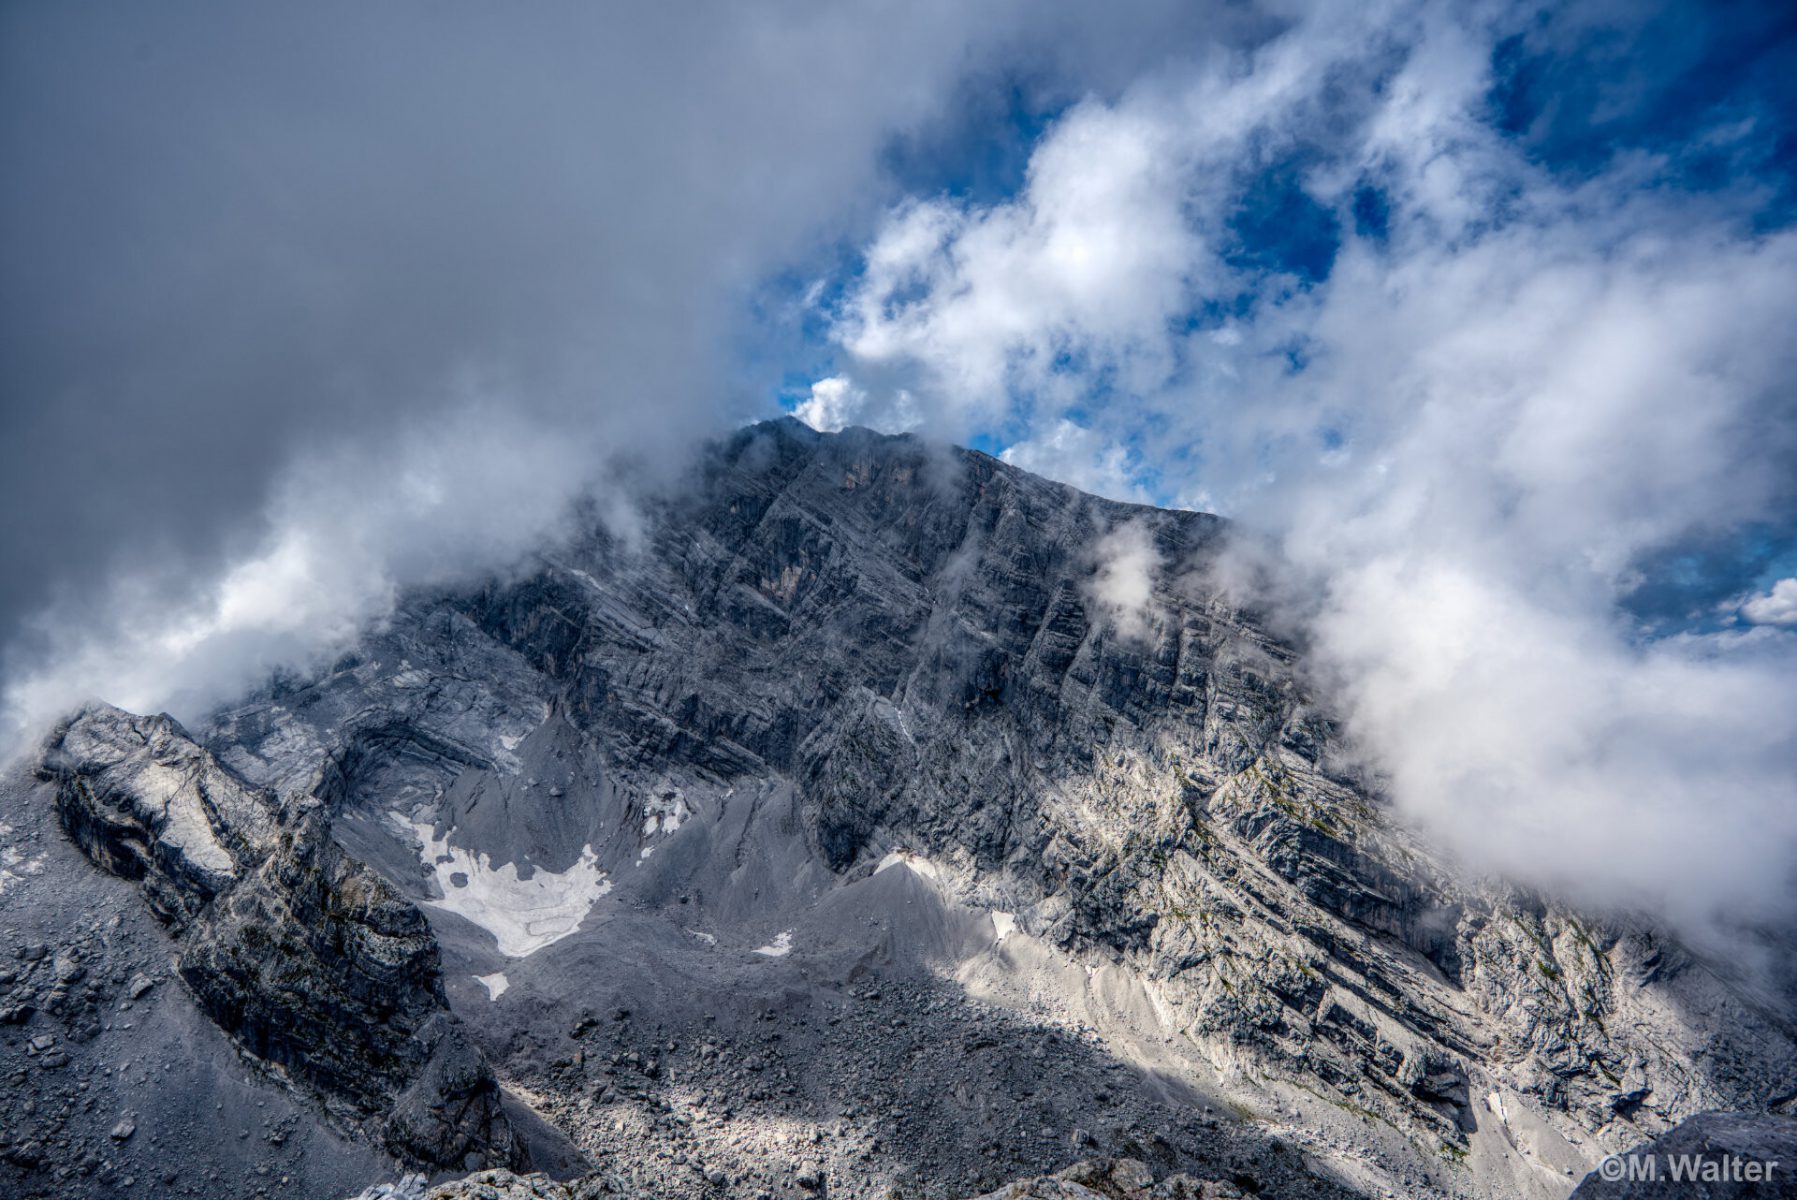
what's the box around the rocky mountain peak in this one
[2,422,1792,1199]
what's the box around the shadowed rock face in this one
[1568,1112,1797,1198]
[13,421,1797,1199]
[35,704,521,1173]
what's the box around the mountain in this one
[2,419,1792,1200]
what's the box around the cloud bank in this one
[1,0,1267,744]
[813,1,1797,935]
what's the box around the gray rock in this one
[424,1170,570,1198]
[1569,1111,1797,1198]
[32,705,521,1173]
[966,1158,1246,1199]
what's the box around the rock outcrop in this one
[43,705,278,927]
[965,1157,1246,1199]
[1568,1111,1797,1198]
[35,704,521,1172]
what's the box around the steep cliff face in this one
[17,421,1797,1200]
[35,704,521,1173]
[450,420,1791,1151]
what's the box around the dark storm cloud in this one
[1,0,1270,734]
[2,2,945,632]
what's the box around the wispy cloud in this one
[1742,578,1797,627]
[1085,521,1164,642]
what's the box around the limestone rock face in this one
[33,704,520,1173]
[40,704,278,926]
[438,420,1790,1149]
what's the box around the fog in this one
[0,0,1264,741]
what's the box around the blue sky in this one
[776,0,1797,636]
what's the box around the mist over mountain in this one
[3,3,1796,1199]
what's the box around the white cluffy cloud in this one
[1087,521,1163,641]
[792,376,922,435]
[821,2,1797,937]
[1001,420,1147,504]
[793,376,869,433]
[1742,578,1797,627]
[4,404,607,744]
[6,0,1254,753]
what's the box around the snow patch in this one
[874,850,940,881]
[392,814,611,958]
[0,822,45,898]
[689,929,717,946]
[475,972,509,1000]
[641,790,690,837]
[752,931,794,957]
[991,912,1017,943]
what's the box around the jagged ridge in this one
[36,703,521,1172]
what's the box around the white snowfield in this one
[474,971,510,1000]
[392,813,612,958]
[641,791,690,836]
[874,849,940,881]
[752,930,794,957]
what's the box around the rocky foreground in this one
[350,1118,1797,1200]
[1566,1112,1797,1198]
[352,1157,1253,1200]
